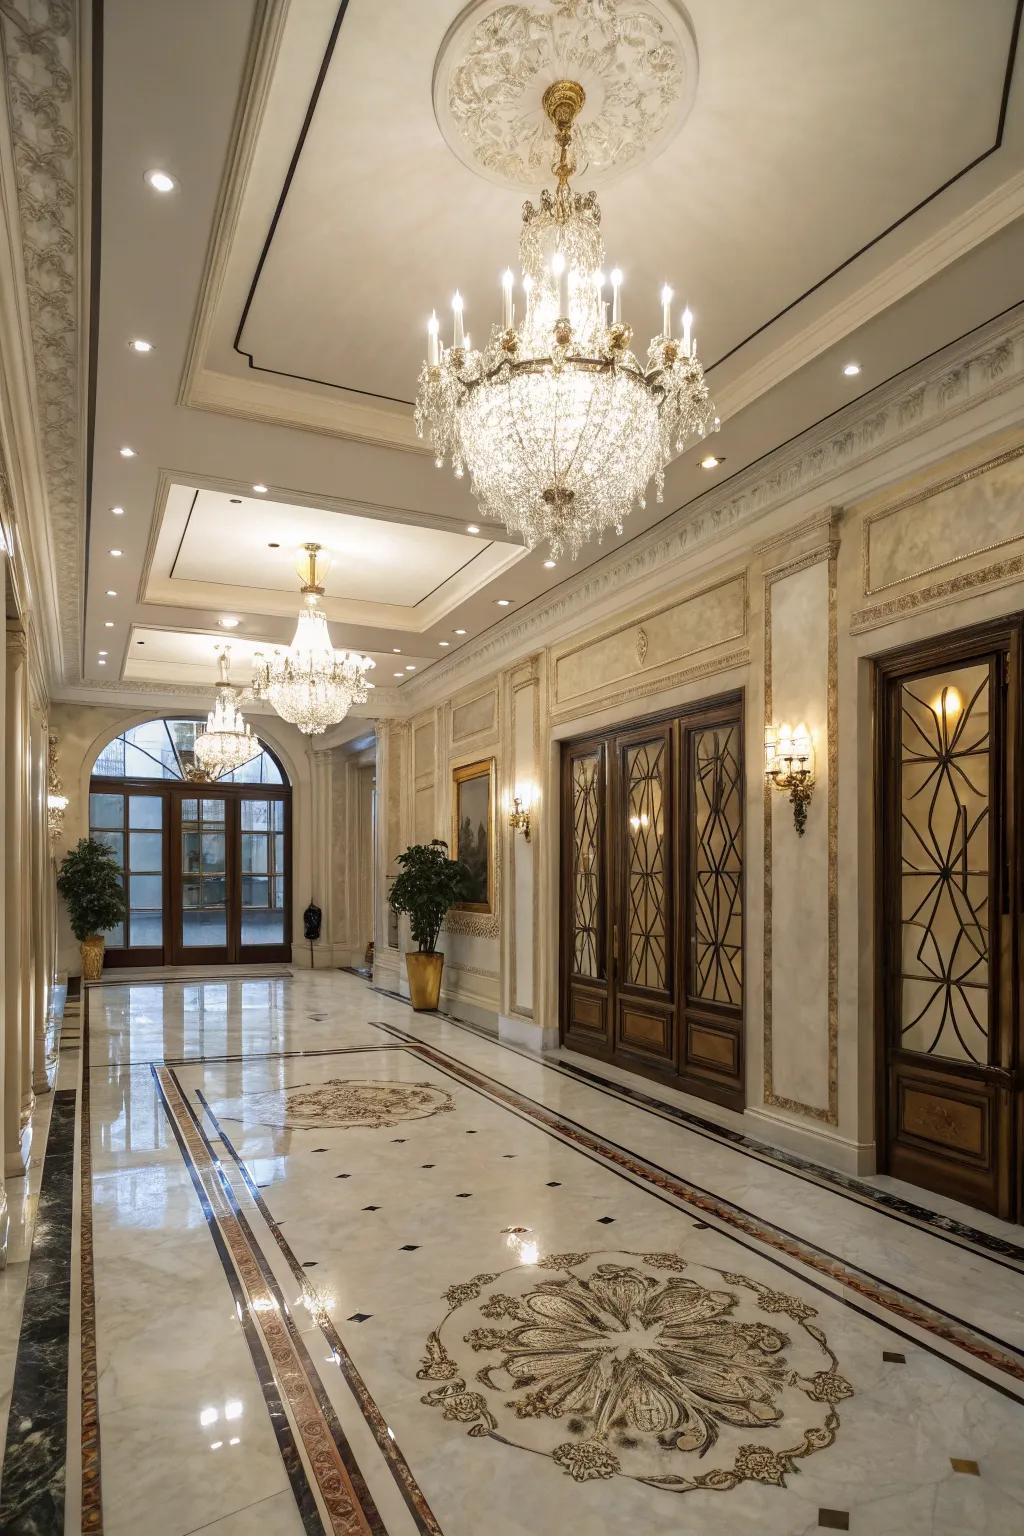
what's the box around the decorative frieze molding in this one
[0,0,84,678]
[404,306,1024,711]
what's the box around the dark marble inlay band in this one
[0,1089,76,1535]
[81,987,103,1533]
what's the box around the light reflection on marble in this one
[78,973,1024,1534]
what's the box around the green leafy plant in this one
[388,839,470,953]
[56,837,128,941]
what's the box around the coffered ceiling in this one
[73,0,1024,708]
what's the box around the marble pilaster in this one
[4,625,28,1177]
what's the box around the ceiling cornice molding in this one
[0,0,86,686]
[399,303,1024,710]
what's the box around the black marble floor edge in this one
[0,1089,76,1535]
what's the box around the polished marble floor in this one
[2,971,1023,1534]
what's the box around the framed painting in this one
[452,757,495,913]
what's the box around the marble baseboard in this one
[498,1012,559,1054]
[744,1106,876,1176]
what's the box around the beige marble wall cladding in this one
[864,445,1024,595]
[414,718,435,778]
[452,687,497,743]
[552,572,747,713]
[509,672,539,1017]
[764,553,836,1121]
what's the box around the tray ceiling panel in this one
[122,626,431,689]
[230,0,1018,404]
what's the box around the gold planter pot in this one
[80,934,106,982]
[405,950,444,1011]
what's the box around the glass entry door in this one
[174,794,229,962]
[168,792,290,965]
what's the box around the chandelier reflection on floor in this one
[193,648,259,780]
[415,79,718,561]
[252,544,374,736]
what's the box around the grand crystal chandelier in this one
[415,79,718,561]
[251,544,374,736]
[193,648,259,779]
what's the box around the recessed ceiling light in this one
[699,454,723,470]
[119,446,136,458]
[405,664,416,671]
[543,559,556,569]
[129,338,153,353]
[218,616,240,629]
[454,628,467,636]
[145,169,176,193]
[392,648,401,654]
[496,598,511,606]
[467,524,480,534]
[105,589,117,597]
[252,483,268,494]
[843,361,861,377]
[98,659,106,666]
[393,671,404,678]
[111,505,125,515]
[104,621,114,628]
[98,650,108,657]
[109,548,122,557]
[439,640,450,647]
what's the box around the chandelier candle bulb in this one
[682,306,692,357]
[551,250,566,318]
[428,311,439,367]
[661,284,673,339]
[610,267,622,325]
[502,268,514,328]
[452,291,464,347]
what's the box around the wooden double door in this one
[877,618,1023,1219]
[560,693,745,1108]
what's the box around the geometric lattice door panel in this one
[560,693,745,1109]
[878,626,1021,1221]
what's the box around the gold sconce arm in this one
[508,795,531,841]
[765,722,815,836]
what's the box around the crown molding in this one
[400,304,1024,710]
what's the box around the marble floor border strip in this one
[193,1086,446,1536]
[151,1067,328,1536]
[0,1088,76,1534]
[171,1077,389,1536]
[367,1022,1024,1397]
[81,990,103,1533]
[372,984,1024,1271]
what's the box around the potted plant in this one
[388,839,470,1010]
[56,837,128,981]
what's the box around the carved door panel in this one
[560,694,745,1106]
[878,623,1021,1219]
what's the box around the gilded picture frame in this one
[452,757,495,913]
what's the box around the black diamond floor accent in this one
[362,1205,380,1211]
[597,1217,615,1225]
[421,1163,435,1169]
[503,1154,517,1159]
[312,1148,328,1153]
[302,1260,318,1268]
[400,1244,420,1252]
[882,1350,906,1363]
[456,1192,472,1199]
[465,1130,477,1134]
[546,1181,561,1188]
[693,1221,709,1230]
[392,1138,407,1143]
[348,1312,372,1323]
[336,1173,351,1179]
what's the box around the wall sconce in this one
[508,792,531,841]
[46,733,68,842]
[765,721,815,836]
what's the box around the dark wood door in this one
[877,620,1022,1219]
[561,693,744,1108]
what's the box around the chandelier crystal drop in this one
[193,649,260,779]
[251,543,375,736]
[415,79,718,562]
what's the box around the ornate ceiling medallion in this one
[241,1079,455,1131]
[434,0,698,190]
[418,1251,850,1492]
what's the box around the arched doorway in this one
[89,717,292,966]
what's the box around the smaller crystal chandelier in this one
[252,543,375,736]
[46,734,68,842]
[193,648,259,780]
[415,79,718,561]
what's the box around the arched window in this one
[88,717,291,966]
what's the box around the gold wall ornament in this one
[416,70,718,561]
[765,721,815,835]
[635,625,649,664]
[46,733,68,841]
[508,794,531,841]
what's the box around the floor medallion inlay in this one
[241,1078,455,1130]
[418,1251,851,1495]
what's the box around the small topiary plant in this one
[388,839,470,954]
[56,837,128,940]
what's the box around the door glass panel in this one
[624,738,668,990]
[129,831,163,869]
[93,829,124,863]
[90,792,123,828]
[181,799,227,948]
[129,795,162,829]
[570,752,601,978]
[899,663,990,1064]
[691,726,743,1006]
